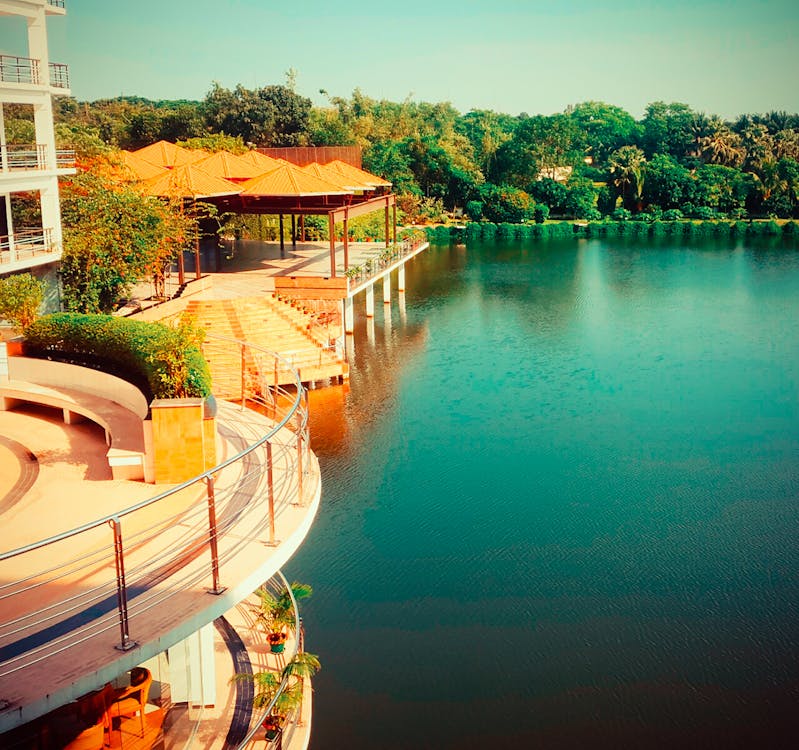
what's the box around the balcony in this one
[48,62,69,89]
[0,228,57,266]
[0,144,45,171]
[0,338,321,733]
[0,55,40,86]
[47,0,66,8]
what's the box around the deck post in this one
[344,296,354,334]
[343,215,349,271]
[392,203,397,244]
[291,214,297,247]
[385,202,390,247]
[328,213,336,277]
[266,441,276,545]
[383,273,391,304]
[366,283,375,317]
[279,213,285,255]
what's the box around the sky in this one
[3,0,798,119]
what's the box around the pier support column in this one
[383,274,391,304]
[344,296,355,335]
[365,284,375,317]
[398,264,406,292]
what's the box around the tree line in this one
[17,82,798,222]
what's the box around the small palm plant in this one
[252,582,313,653]
[233,651,321,740]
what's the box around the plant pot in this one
[270,641,285,653]
[268,632,287,653]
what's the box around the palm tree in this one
[609,145,646,211]
[699,118,745,167]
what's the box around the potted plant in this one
[252,582,313,653]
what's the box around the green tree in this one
[641,101,696,161]
[60,170,192,313]
[609,145,647,210]
[568,101,640,166]
[0,273,44,331]
[642,153,694,209]
[480,183,535,223]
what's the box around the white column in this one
[167,624,217,706]
[365,284,375,317]
[39,184,62,249]
[399,291,407,323]
[344,296,354,334]
[0,104,7,172]
[398,264,406,292]
[383,273,391,304]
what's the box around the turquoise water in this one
[289,237,799,749]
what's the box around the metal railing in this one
[0,336,315,682]
[0,55,40,85]
[48,62,69,89]
[56,148,76,168]
[47,0,66,8]
[0,144,46,171]
[0,227,56,264]
[234,572,302,749]
[344,233,427,290]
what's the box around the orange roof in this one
[239,163,352,197]
[131,140,208,168]
[300,162,371,191]
[117,150,168,180]
[139,164,241,198]
[194,150,265,181]
[240,150,285,172]
[326,159,392,188]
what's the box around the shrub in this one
[0,273,44,332]
[465,200,484,221]
[692,206,716,220]
[662,209,683,221]
[612,207,632,222]
[24,313,212,401]
[533,204,550,224]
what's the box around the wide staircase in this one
[183,297,347,396]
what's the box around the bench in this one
[0,357,152,481]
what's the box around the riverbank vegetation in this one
[26,83,796,222]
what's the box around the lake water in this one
[288,237,799,749]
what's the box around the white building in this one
[0,0,73,286]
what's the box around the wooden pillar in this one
[300,215,306,242]
[385,202,390,247]
[343,215,349,271]
[194,235,201,280]
[365,284,374,317]
[328,213,336,277]
[291,214,297,247]
[392,203,397,244]
[279,213,285,254]
[177,251,185,286]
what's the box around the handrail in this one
[0,144,47,171]
[0,228,56,263]
[0,335,315,684]
[48,62,70,89]
[234,571,301,749]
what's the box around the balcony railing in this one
[343,231,428,291]
[0,55,40,85]
[48,62,70,89]
[0,144,46,171]
[47,0,66,8]
[0,227,55,263]
[56,148,76,168]
[0,337,316,692]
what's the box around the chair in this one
[110,667,152,738]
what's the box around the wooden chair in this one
[110,667,152,738]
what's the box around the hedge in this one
[24,313,212,402]
[425,220,799,243]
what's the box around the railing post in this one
[206,475,226,595]
[266,441,276,545]
[109,518,137,651]
[240,341,246,409]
